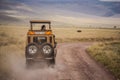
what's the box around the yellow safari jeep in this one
[25,20,57,67]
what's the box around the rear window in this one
[33,36,47,44]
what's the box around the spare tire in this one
[40,43,54,57]
[26,43,39,57]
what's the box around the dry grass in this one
[53,27,120,42]
[0,26,120,80]
[0,26,120,44]
[87,42,120,80]
[0,26,26,80]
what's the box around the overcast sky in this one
[0,0,120,27]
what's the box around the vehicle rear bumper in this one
[26,57,54,61]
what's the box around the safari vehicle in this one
[25,20,57,67]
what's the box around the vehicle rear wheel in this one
[51,58,55,64]
[26,43,39,57]
[40,43,54,57]
[47,58,55,68]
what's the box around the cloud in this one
[103,11,115,17]
[0,0,120,26]
[7,14,28,19]
[29,0,120,17]
[100,0,120,2]
[0,13,21,24]
[0,0,33,24]
[13,3,33,12]
[50,15,120,27]
[0,10,18,14]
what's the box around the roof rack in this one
[30,20,51,24]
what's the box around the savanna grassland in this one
[53,27,120,42]
[87,42,120,80]
[0,26,120,80]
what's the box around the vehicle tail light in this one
[45,31,52,35]
[28,31,35,35]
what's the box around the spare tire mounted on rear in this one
[40,43,54,57]
[26,43,39,57]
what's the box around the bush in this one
[77,30,82,32]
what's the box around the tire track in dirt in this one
[56,43,115,80]
[9,42,115,80]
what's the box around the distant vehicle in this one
[25,20,57,67]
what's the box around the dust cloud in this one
[1,43,115,80]
[7,52,59,80]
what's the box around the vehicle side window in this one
[50,37,52,43]
[28,37,30,43]
[53,35,56,43]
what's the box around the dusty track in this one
[10,43,115,80]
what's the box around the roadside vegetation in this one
[0,32,15,80]
[87,42,120,80]
[0,27,25,80]
[0,26,120,80]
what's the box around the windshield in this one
[30,23,51,30]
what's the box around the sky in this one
[0,0,120,27]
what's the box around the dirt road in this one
[10,43,115,80]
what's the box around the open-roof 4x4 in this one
[25,20,57,67]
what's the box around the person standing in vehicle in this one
[41,25,46,31]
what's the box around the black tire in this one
[51,58,55,64]
[54,48,57,57]
[25,43,39,58]
[48,58,55,68]
[40,43,54,57]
